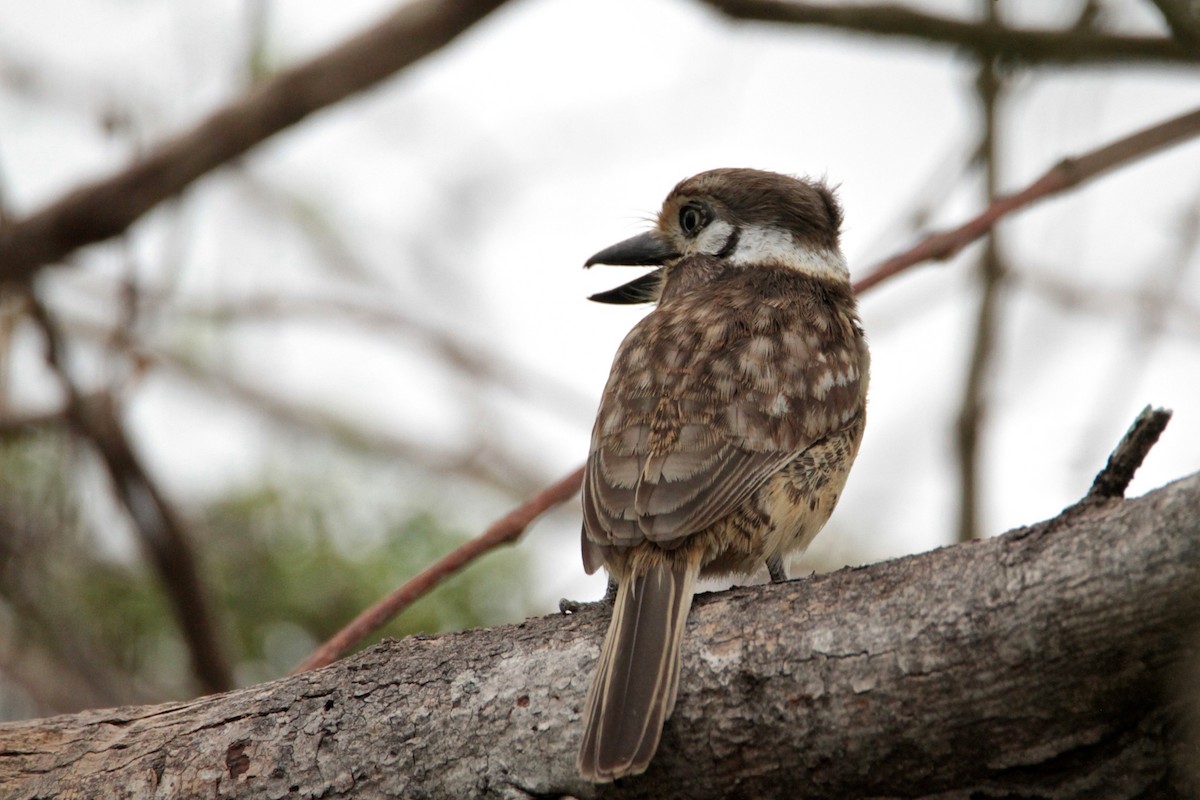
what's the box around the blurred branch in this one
[181,294,591,422]
[0,0,509,286]
[24,295,233,693]
[855,137,979,266]
[853,106,1200,293]
[702,0,1198,64]
[1150,0,1200,51]
[59,314,552,495]
[154,350,553,495]
[0,404,71,439]
[0,483,136,714]
[1016,270,1200,337]
[222,170,593,420]
[294,465,585,673]
[955,2,1006,544]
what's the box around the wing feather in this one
[582,264,865,555]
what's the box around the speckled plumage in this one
[577,169,869,783]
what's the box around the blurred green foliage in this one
[0,432,536,717]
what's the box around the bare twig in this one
[293,465,585,673]
[701,0,1197,65]
[0,0,508,286]
[853,106,1200,294]
[1085,406,1173,501]
[25,295,233,693]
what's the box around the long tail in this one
[577,555,700,782]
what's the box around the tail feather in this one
[577,556,699,782]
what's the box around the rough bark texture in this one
[2,474,1199,799]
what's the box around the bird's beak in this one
[584,231,676,267]
[584,231,675,305]
[588,270,663,305]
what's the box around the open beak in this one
[584,231,675,305]
[584,231,676,268]
[588,270,663,304]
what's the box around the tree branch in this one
[954,8,1006,544]
[853,105,1200,294]
[0,0,509,286]
[2,471,1197,798]
[701,0,1198,65]
[1150,0,1200,51]
[1085,405,1173,501]
[25,296,233,693]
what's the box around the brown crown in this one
[667,168,843,251]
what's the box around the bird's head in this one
[585,168,847,304]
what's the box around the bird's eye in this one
[679,204,707,236]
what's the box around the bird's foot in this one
[766,555,789,584]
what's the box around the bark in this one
[2,473,1199,799]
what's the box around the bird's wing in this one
[583,275,865,552]
[589,394,794,547]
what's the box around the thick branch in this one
[3,473,1197,799]
[703,0,1197,64]
[0,0,508,285]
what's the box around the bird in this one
[576,168,870,782]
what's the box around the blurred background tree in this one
[0,430,534,718]
[0,0,1196,721]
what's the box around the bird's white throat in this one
[722,222,849,281]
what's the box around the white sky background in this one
[2,0,1199,611]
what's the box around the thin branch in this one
[24,295,234,693]
[1085,406,1173,501]
[852,106,1200,294]
[0,0,508,286]
[293,465,585,673]
[58,313,552,495]
[178,294,591,422]
[1011,267,1200,338]
[702,0,1197,65]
